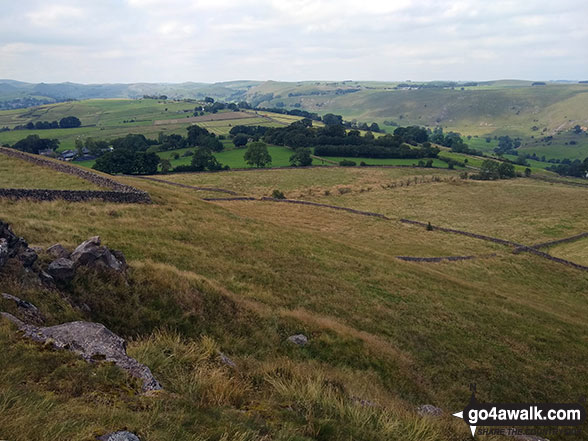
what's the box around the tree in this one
[59,116,81,128]
[160,158,172,173]
[244,142,272,168]
[289,148,312,167]
[322,113,343,126]
[232,134,249,148]
[204,97,214,103]
[12,135,59,154]
[524,167,532,177]
[478,160,501,180]
[190,147,224,171]
[498,162,516,178]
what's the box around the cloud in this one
[0,0,586,83]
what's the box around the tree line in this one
[11,116,82,131]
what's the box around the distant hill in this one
[1,78,587,159]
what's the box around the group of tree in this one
[11,135,59,154]
[471,160,516,180]
[494,135,522,155]
[546,158,588,177]
[12,116,82,131]
[258,118,436,159]
[93,134,160,175]
[428,127,480,154]
[186,125,224,151]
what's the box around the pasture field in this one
[0,153,99,190]
[550,237,588,265]
[1,161,587,440]
[0,100,298,151]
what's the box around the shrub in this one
[339,160,356,167]
[271,189,286,199]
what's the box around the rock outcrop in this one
[98,432,141,441]
[417,404,443,417]
[0,313,162,393]
[287,334,309,346]
[0,219,38,269]
[47,243,70,259]
[47,258,76,283]
[1,293,45,325]
[70,236,126,272]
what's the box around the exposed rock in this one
[417,404,444,417]
[0,220,33,267]
[98,431,141,441]
[219,352,236,368]
[47,258,76,283]
[30,246,44,254]
[1,293,45,324]
[288,334,309,346]
[47,243,70,259]
[18,246,38,267]
[0,313,162,393]
[0,238,8,267]
[71,236,126,272]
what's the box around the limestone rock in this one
[417,404,443,417]
[0,314,162,393]
[1,293,44,324]
[18,246,38,267]
[0,238,8,267]
[47,258,76,283]
[219,352,236,368]
[288,334,309,346]
[47,243,70,259]
[98,431,141,441]
[71,236,126,272]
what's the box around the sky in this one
[0,0,586,84]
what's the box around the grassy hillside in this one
[0,154,100,189]
[1,159,587,440]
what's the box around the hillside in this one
[1,153,587,440]
[2,79,587,160]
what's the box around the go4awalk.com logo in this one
[452,384,586,437]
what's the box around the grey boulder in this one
[0,313,161,393]
[0,238,8,267]
[47,243,70,259]
[98,431,141,441]
[71,236,126,272]
[288,334,309,346]
[417,404,443,417]
[47,258,76,283]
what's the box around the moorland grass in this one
[0,164,587,440]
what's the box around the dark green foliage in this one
[524,167,532,177]
[289,148,313,167]
[339,160,356,166]
[111,134,152,152]
[190,147,224,171]
[393,126,428,144]
[322,113,343,126]
[232,134,248,148]
[473,160,516,180]
[271,189,286,199]
[93,149,160,175]
[12,135,59,154]
[494,135,521,155]
[244,142,272,168]
[58,116,81,128]
[546,157,588,177]
[187,125,223,152]
[229,125,268,138]
[158,133,187,151]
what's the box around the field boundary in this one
[0,147,151,203]
[515,232,588,253]
[396,254,497,263]
[529,175,588,188]
[400,219,588,272]
[131,175,238,195]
